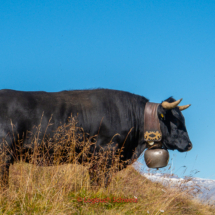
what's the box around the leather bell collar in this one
[144,102,162,144]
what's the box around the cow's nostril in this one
[188,143,193,151]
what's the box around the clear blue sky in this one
[0,0,215,179]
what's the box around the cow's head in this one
[157,97,192,152]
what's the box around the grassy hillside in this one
[0,164,214,214]
[0,119,214,214]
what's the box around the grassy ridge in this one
[0,164,214,214]
[0,118,214,214]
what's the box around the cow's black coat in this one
[0,89,192,186]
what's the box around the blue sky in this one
[0,0,215,179]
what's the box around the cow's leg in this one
[88,150,115,188]
[0,151,13,189]
[0,161,10,189]
[103,169,112,188]
[0,137,14,189]
[89,164,98,186]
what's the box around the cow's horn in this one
[178,104,191,111]
[161,99,182,109]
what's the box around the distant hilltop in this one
[143,172,215,204]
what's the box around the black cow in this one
[0,89,192,187]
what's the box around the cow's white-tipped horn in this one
[161,99,182,109]
[178,104,191,111]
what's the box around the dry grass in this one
[0,118,214,214]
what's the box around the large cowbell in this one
[144,148,169,169]
[143,102,169,169]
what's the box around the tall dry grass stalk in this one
[0,117,214,214]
